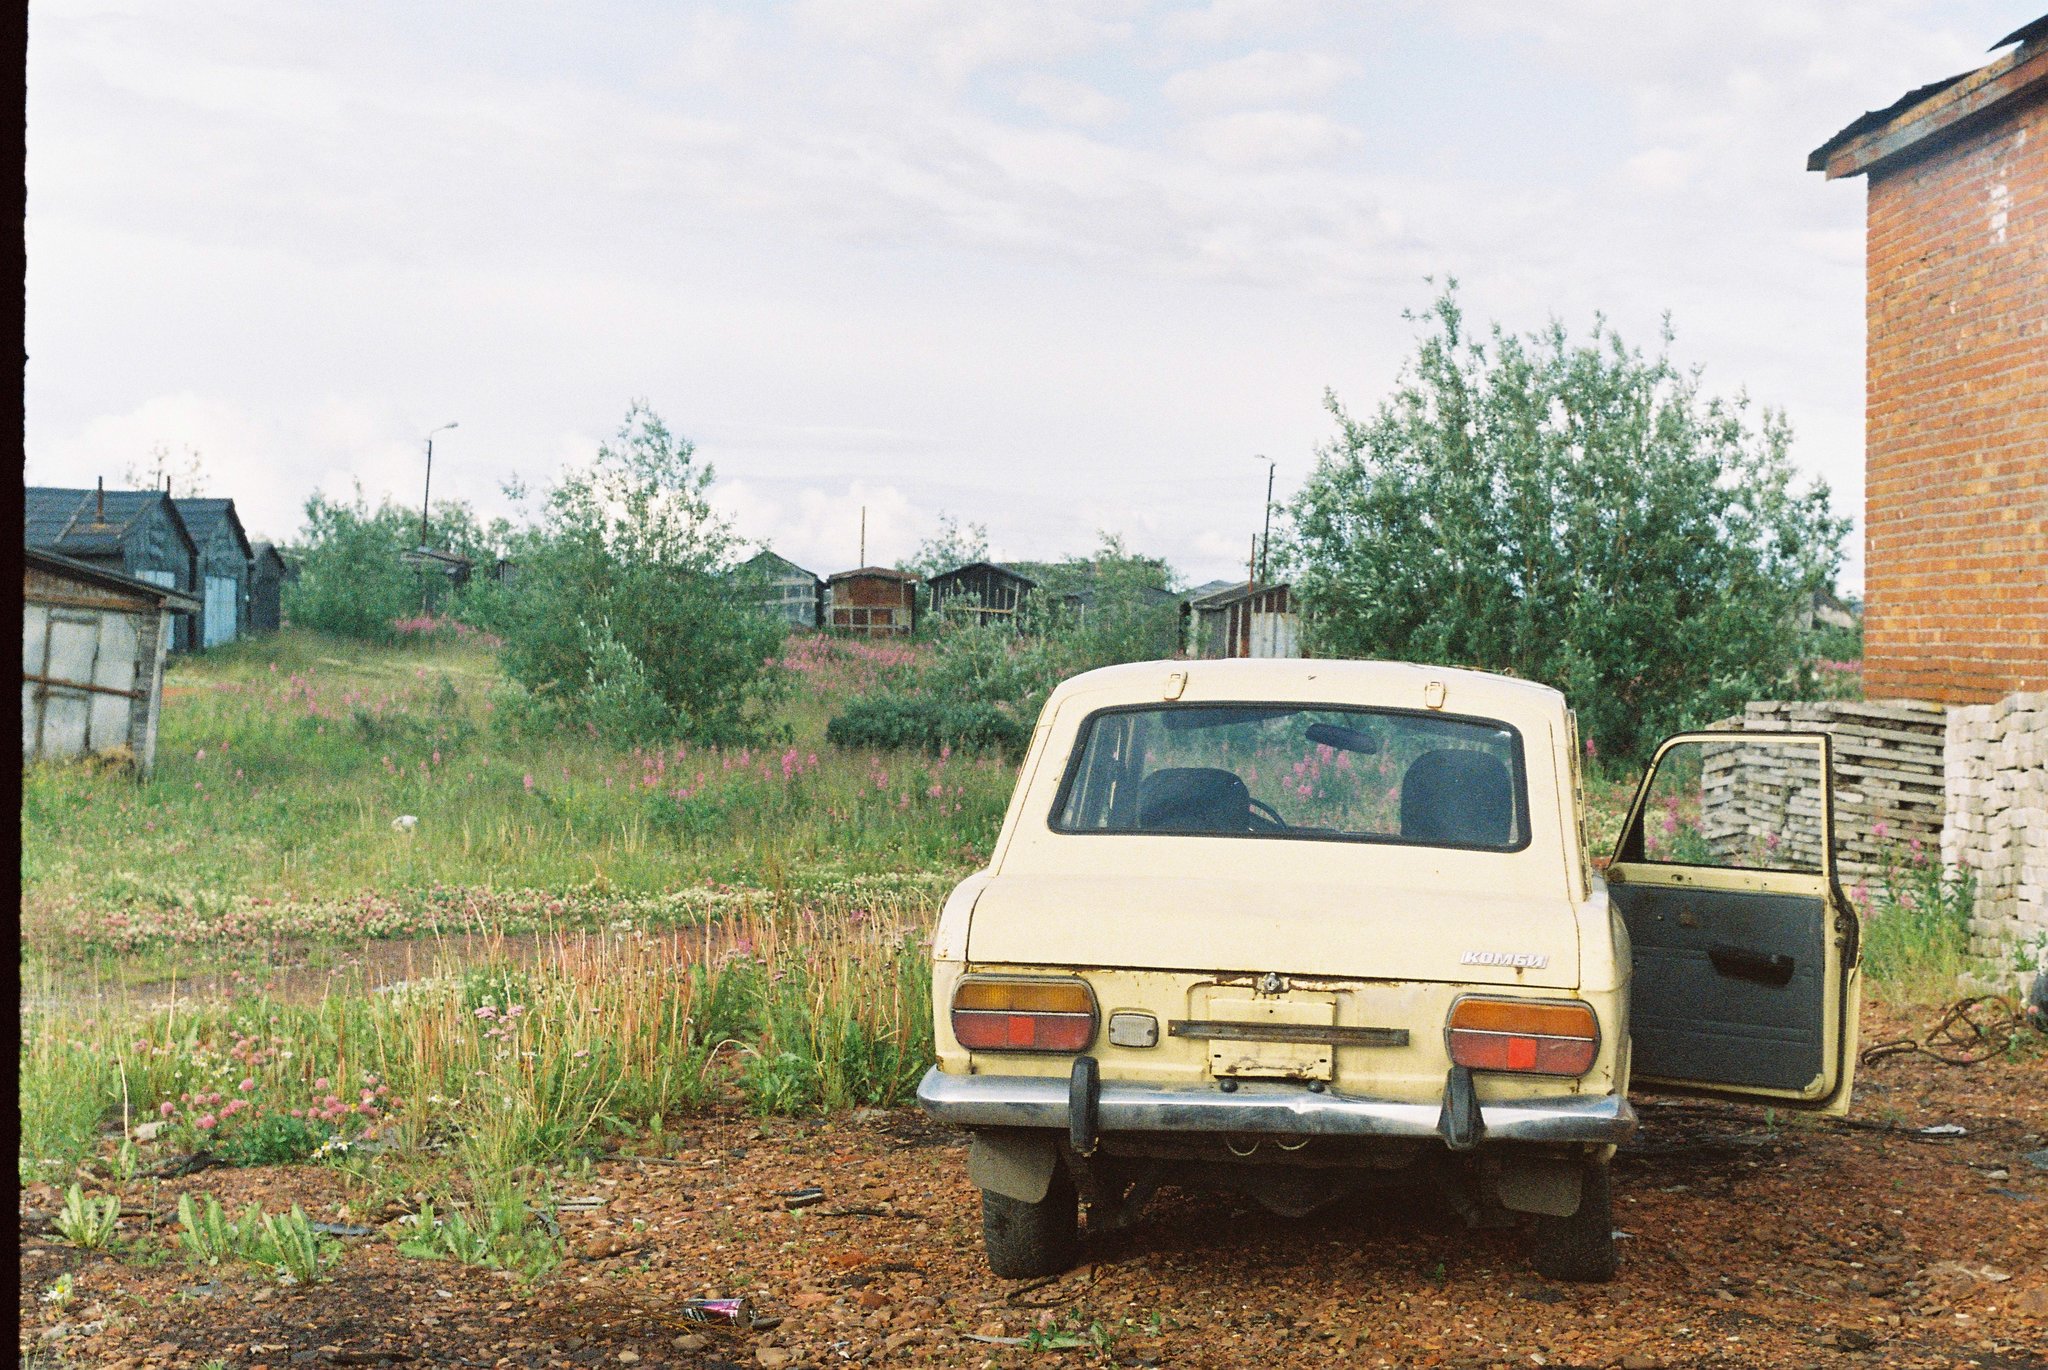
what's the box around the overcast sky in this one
[23,1,2039,590]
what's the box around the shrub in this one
[1858,842,1977,1002]
[824,693,1030,757]
[475,403,789,744]
[284,488,504,642]
[176,1194,264,1267]
[1287,284,1851,764]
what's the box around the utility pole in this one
[1254,454,1276,583]
[859,506,867,566]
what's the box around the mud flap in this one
[1494,1156,1585,1217]
[969,1130,1058,1205]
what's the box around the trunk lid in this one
[965,872,1582,990]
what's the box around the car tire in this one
[981,1167,1079,1279]
[1530,1160,1617,1283]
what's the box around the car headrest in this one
[1137,767,1253,834]
[1400,749,1513,847]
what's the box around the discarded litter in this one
[1914,1123,1967,1137]
[779,1187,825,1211]
[307,1222,375,1238]
[391,815,419,832]
[2023,1148,2048,1172]
[678,1298,749,1325]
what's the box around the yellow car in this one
[918,658,1860,1282]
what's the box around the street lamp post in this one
[419,421,459,614]
[420,421,459,549]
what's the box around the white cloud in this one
[1162,49,1355,110]
[1011,71,1125,126]
[1191,109,1362,167]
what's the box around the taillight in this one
[951,976,1098,1053]
[1446,997,1599,1076]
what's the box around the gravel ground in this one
[19,1004,2048,1370]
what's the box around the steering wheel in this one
[1247,797,1288,832]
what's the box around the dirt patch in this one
[19,1002,2048,1368]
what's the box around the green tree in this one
[899,513,989,580]
[477,402,788,743]
[1286,286,1849,763]
[283,487,501,640]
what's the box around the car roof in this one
[1046,657,1567,716]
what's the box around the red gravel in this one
[19,1003,2048,1369]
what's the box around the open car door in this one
[1605,731,1861,1115]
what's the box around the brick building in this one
[1809,18,2048,704]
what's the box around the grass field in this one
[17,629,1993,1252]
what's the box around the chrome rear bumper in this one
[916,1067,1637,1146]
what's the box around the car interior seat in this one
[1137,767,1254,834]
[1400,749,1514,846]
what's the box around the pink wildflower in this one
[196,1114,217,1130]
[159,1101,175,1117]
[523,773,536,792]
[240,1078,255,1092]
[313,1077,329,1090]
[1873,821,1889,840]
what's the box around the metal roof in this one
[24,486,197,560]
[927,560,1037,588]
[740,548,824,582]
[25,547,201,610]
[1808,14,2048,177]
[827,566,920,582]
[172,497,254,560]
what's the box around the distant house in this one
[399,546,474,609]
[248,542,290,633]
[1183,582,1301,659]
[739,550,826,628]
[827,567,919,637]
[172,497,255,649]
[25,484,200,651]
[23,548,198,776]
[926,561,1035,628]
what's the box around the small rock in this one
[1620,1355,1660,1370]
[791,1291,830,1309]
[756,1349,792,1368]
[618,1353,640,1364]
[974,1321,1008,1339]
[1837,1328,1875,1350]
[672,1335,711,1352]
[2023,1149,2048,1172]
[2012,1287,2048,1318]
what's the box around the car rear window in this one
[1052,704,1529,852]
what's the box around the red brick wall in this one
[1862,87,2048,704]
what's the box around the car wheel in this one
[1529,1160,1617,1283]
[981,1167,1079,1279]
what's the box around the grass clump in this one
[53,1184,122,1249]
[1855,841,1978,1003]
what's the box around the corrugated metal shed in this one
[24,548,199,776]
[25,486,200,651]
[1182,582,1301,659]
[173,497,255,649]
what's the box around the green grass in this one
[21,630,1002,959]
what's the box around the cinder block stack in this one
[1942,692,2048,962]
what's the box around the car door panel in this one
[1605,731,1860,1113]
[1608,881,1828,1094]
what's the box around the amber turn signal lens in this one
[1446,997,1598,1076]
[952,976,1098,1053]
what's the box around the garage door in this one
[204,576,238,648]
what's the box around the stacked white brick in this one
[1942,691,2048,967]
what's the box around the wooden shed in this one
[248,542,290,633]
[1183,582,1301,659]
[25,485,200,652]
[739,550,826,628]
[173,497,255,649]
[926,561,1035,629]
[827,567,919,637]
[24,548,199,776]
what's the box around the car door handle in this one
[1708,944,1795,987]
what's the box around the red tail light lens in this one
[952,976,1098,1053]
[1447,997,1599,1076]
